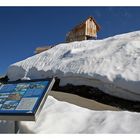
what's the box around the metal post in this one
[14,121,19,134]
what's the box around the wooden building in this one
[66,16,100,43]
[35,46,52,54]
[35,16,100,54]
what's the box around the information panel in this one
[0,78,55,121]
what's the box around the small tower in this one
[66,16,100,43]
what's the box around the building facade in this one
[66,16,100,43]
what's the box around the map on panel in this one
[0,79,54,116]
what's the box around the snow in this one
[18,96,140,134]
[0,95,140,133]
[7,31,140,101]
[2,31,140,133]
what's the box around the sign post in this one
[14,121,19,133]
[0,78,55,133]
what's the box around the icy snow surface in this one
[7,31,140,101]
[19,96,140,134]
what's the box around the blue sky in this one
[0,7,140,75]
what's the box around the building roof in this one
[70,16,100,32]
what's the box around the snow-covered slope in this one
[7,31,140,101]
[19,96,140,133]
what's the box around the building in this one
[35,46,52,54]
[66,16,100,43]
[35,16,100,54]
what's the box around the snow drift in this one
[19,96,140,133]
[1,96,140,133]
[7,31,140,101]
